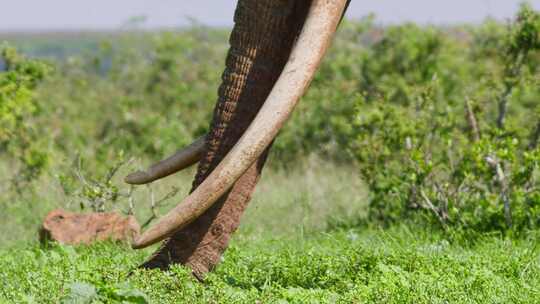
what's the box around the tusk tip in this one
[124,171,152,185]
[132,224,173,249]
[131,236,148,249]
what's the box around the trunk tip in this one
[125,171,151,185]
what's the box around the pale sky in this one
[1,1,540,31]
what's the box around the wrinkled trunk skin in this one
[141,0,312,279]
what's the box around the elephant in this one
[125,0,351,279]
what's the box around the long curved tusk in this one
[124,135,206,185]
[132,0,347,249]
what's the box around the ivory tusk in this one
[132,0,347,249]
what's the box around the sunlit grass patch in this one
[2,226,539,303]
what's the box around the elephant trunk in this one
[139,0,313,277]
[134,0,347,252]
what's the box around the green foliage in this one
[2,7,540,232]
[0,46,51,189]
[0,0,539,246]
[2,8,540,301]
[508,3,540,59]
[350,5,540,232]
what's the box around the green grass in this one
[2,15,540,302]
[2,226,540,303]
[2,163,540,303]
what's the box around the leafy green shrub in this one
[0,46,51,189]
[350,4,540,232]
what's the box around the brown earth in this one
[39,209,140,245]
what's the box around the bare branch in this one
[105,157,134,184]
[465,98,481,142]
[433,182,449,221]
[496,87,512,129]
[73,155,92,188]
[497,52,527,129]
[141,186,180,229]
[485,155,512,227]
[419,188,447,227]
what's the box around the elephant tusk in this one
[132,0,347,249]
[124,135,206,185]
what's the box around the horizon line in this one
[0,15,514,35]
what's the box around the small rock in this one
[39,209,140,245]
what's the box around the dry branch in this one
[141,186,180,229]
[485,155,512,227]
[465,99,481,142]
[419,188,447,227]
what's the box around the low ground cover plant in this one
[2,227,540,303]
[0,5,540,302]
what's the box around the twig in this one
[420,188,447,227]
[496,86,512,130]
[465,98,481,142]
[127,185,135,215]
[485,155,512,227]
[497,52,527,129]
[105,157,134,184]
[529,119,540,150]
[141,186,180,228]
[73,155,92,188]
[446,143,456,173]
[433,182,449,221]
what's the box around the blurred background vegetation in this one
[1,4,539,248]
